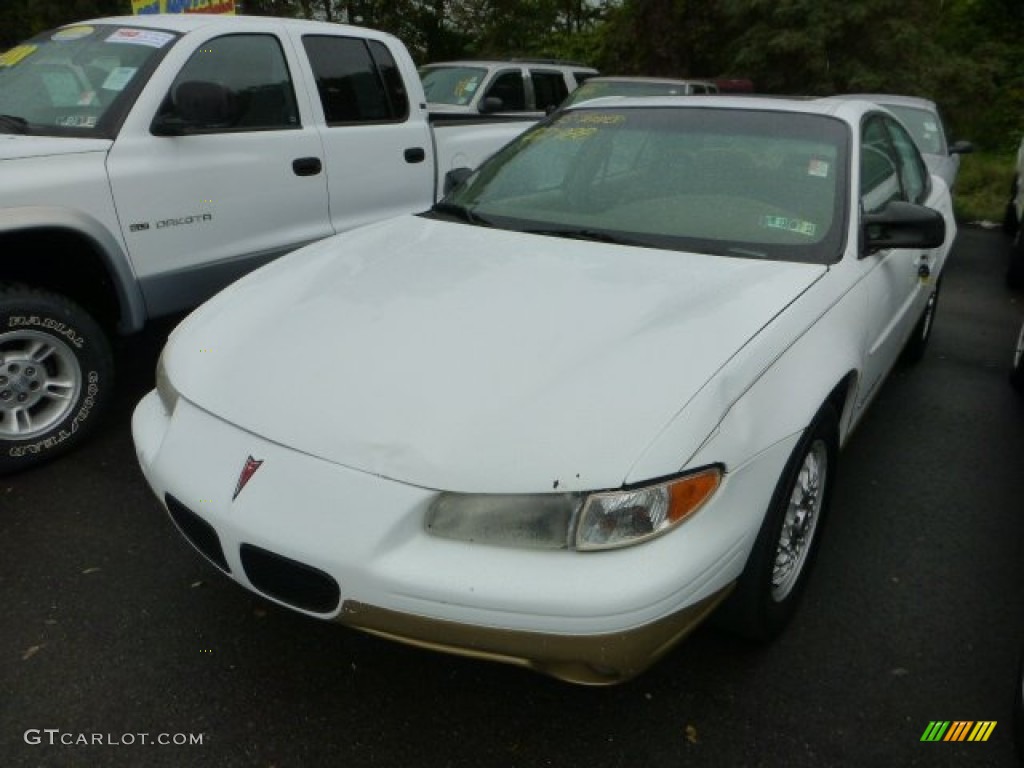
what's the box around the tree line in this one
[1,0,1021,149]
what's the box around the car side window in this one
[886,117,929,203]
[860,117,902,214]
[530,69,568,112]
[157,34,299,133]
[484,70,526,111]
[302,35,404,124]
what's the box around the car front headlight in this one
[574,467,721,551]
[155,351,180,415]
[425,466,722,551]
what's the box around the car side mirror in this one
[152,80,238,135]
[443,167,473,196]
[478,96,504,114]
[949,140,973,156]
[862,200,946,255]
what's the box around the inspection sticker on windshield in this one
[807,158,830,178]
[761,215,817,237]
[102,67,138,91]
[106,29,174,48]
[0,45,36,68]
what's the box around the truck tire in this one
[0,286,113,474]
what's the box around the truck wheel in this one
[0,286,113,474]
[717,403,838,641]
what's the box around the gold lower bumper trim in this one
[337,585,734,685]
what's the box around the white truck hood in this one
[0,134,112,161]
[166,216,826,493]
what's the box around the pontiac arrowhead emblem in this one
[233,455,264,501]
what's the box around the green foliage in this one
[952,150,1017,224]
[2,0,1021,150]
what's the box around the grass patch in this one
[952,150,1015,224]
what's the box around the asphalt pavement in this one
[2,226,1023,768]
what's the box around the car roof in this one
[581,76,715,86]
[422,60,596,71]
[73,13,377,37]
[829,93,938,111]
[568,94,870,122]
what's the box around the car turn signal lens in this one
[574,467,721,551]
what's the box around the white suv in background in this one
[420,59,598,116]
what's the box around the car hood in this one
[0,134,111,160]
[166,216,827,493]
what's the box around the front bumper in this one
[133,391,791,684]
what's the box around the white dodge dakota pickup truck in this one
[0,14,532,472]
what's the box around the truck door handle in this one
[404,147,426,164]
[292,157,322,176]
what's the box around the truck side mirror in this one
[478,96,504,114]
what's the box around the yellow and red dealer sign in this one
[131,0,236,14]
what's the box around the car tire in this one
[1008,224,1024,291]
[0,285,113,474]
[717,402,839,641]
[1011,321,1024,393]
[901,276,942,364]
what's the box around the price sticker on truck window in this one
[106,29,174,48]
[0,45,36,68]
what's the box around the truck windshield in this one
[0,24,180,138]
[419,65,487,107]
[440,106,850,264]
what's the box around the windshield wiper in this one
[429,201,493,227]
[521,227,647,247]
[0,114,29,134]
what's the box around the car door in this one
[107,30,331,317]
[296,33,434,234]
[857,113,936,406]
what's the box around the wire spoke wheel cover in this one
[771,439,827,602]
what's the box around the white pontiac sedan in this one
[133,97,954,685]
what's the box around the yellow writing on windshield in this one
[0,45,37,68]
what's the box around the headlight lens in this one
[426,493,582,550]
[575,467,721,551]
[425,466,722,551]
[155,351,180,415]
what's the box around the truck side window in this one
[484,70,526,111]
[158,34,298,132]
[529,70,568,112]
[367,40,409,121]
[302,35,403,124]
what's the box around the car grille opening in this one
[240,544,340,614]
[164,494,231,573]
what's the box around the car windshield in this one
[563,80,691,108]
[882,105,947,155]
[419,65,487,106]
[0,24,179,138]
[436,106,850,264]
